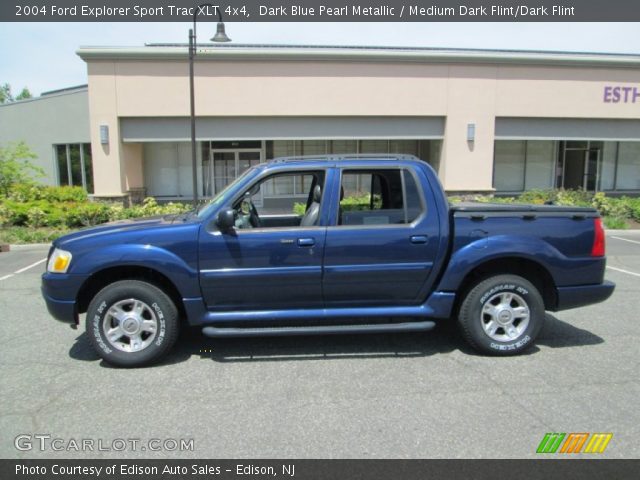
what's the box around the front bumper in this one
[41,272,89,325]
[554,280,615,311]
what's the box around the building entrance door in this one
[559,142,601,191]
[205,149,263,204]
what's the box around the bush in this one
[448,189,640,227]
[555,189,592,207]
[43,185,88,203]
[26,207,47,228]
[64,202,110,227]
[517,189,556,204]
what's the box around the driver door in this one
[198,168,329,311]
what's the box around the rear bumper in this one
[554,280,615,311]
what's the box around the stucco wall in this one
[83,53,640,195]
[0,89,90,185]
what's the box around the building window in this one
[55,143,94,193]
[494,140,640,192]
[615,142,640,190]
[494,140,556,192]
[266,139,442,173]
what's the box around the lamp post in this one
[189,3,231,208]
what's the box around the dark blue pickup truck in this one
[42,155,614,367]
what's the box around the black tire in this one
[458,274,545,356]
[86,280,179,367]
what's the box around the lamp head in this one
[211,22,231,42]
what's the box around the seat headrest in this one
[313,185,322,202]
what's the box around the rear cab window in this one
[337,168,425,226]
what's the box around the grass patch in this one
[603,217,628,230]
[0,226,72,244]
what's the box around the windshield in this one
[196,167,257,219]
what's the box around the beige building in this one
[65,45,640,199]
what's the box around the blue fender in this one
[436,234,586,292]
[70,244,200,298]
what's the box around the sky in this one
[1,22,640,96]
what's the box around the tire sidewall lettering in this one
[93,301,112,354]
[479,284,529,305]
[151,302,166,347]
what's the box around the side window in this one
[234,171,325,229]
[338,168,424,226]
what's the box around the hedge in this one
[0,184,190,229]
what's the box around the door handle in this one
[297,238,316,247]
[410,235,428,244]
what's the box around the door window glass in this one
[234,171,325,229]
[338,169,423,226]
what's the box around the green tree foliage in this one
[0,83,32,103]
[0,142,44,197]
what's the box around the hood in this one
[54,214,195,247]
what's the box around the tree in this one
[0,142,44,197]
[16,87,32,101]
[0,83,32,103]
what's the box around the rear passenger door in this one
[322,165,440,306]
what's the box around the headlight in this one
[47,248,73,273]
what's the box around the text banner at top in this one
[3,0,640,22]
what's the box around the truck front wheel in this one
[458,274,545,356]
[86,280,179,367]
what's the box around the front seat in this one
[300,185,322,226]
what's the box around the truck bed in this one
[451,202,599,216]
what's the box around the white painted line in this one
[610,236,640,246]
[0,274,14,281]
[14,258,46,274]
[607,266,640,278]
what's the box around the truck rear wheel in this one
[86,280,179,367]
[458,274,544,356]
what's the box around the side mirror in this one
[216,208,236,231]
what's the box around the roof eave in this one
[76,47,640,68]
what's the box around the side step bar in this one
[202,320,436,338]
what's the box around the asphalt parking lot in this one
[1,232,639,459]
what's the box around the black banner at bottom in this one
[2,459,639,480]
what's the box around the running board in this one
[202,320,436,338]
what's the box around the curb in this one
[7,243,51,250]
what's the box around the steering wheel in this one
[248,200,261,228]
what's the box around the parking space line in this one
[610,236,640,246]
[607,265,640,278]
[14,258,47,274]
[0,258,47,281]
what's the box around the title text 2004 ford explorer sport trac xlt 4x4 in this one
[41,155,615,367]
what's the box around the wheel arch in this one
[454,257,557,314]
[76,265,186,321]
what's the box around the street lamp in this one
[189,3,231,208]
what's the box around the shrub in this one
[43,185,88,203]
[65,202,110,227]
[517,189,556,204]
[8,183,44,202]
[26,207,47,228]
[555,189,592,207]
